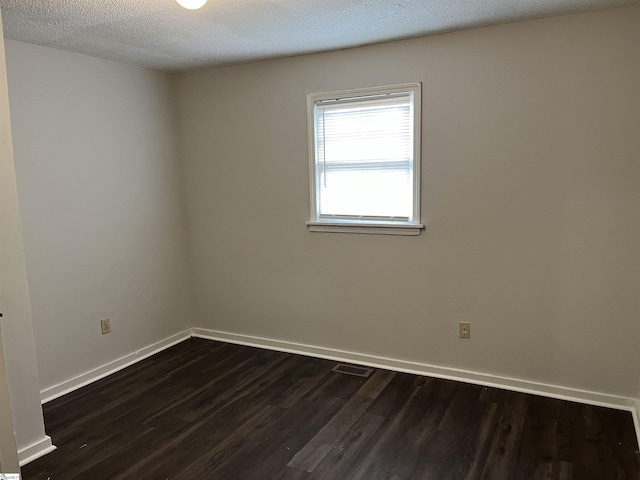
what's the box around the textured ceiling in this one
[1,0,638,71]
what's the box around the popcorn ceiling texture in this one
[0,0,638,71]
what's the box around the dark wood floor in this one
[22,338,640,480]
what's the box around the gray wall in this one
[4,40,193,391]
[176,5,640,397]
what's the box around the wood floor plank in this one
[351,378,460,480]
[558,460,574,480]
[307,412,387,480]
[304,368,369,401]
[288,370,396,473]
[273,467,311,480]
[68,416,191,480]
[512,395,560,480]
[410,430,462,480]
[174,354,291,423]
[269,357,332,408]
[144,351,276,424]
[367,373,422,418]
[287,394,374,472]
[144,404,287,480]
[384,384,451,478]
[437,383,487,436]
[349,384,426,480]
[478,392,528,479]
[20,338,640,480]
[207,396,346,480]
[462,401,499,480]
[357,370,396,398]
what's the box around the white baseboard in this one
[18,435,56,466]
[40,330,192,404]
[191,328,638,415]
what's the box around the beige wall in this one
[176,5,640,397]
[4,40,193,391]
[0,21,49,460]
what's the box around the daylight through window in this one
[306,83,423,235]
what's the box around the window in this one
[306,83,423,235]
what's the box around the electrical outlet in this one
[459,322,470,338]
[100,318,111,335]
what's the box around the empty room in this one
[0,0,639,478]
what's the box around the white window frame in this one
[305,83,423,236]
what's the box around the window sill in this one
[306,221,424,236]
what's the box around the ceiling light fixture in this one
[176,0,207,9]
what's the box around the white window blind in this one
[315,93,414,220]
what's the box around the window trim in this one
[306,83,423,235]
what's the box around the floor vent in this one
[332,363,374,377]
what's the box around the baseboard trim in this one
[40,330,192,404]
[18,435,56,466]
[191,328,638,415]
